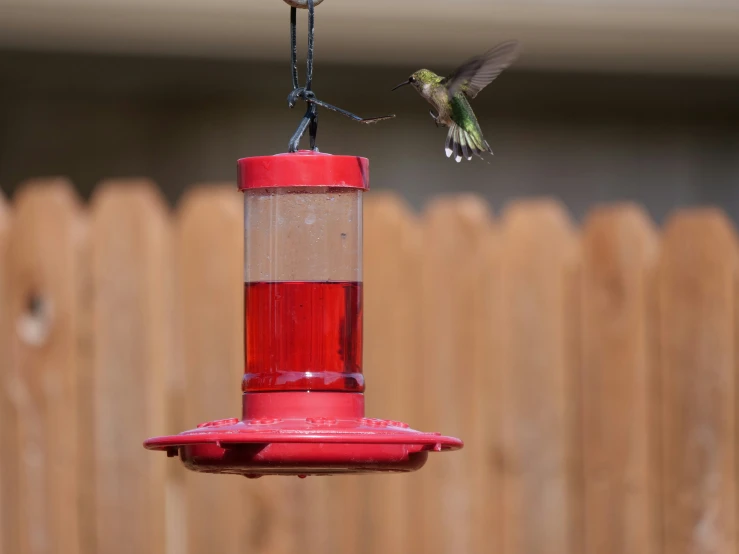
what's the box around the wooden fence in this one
[0,178,737,554]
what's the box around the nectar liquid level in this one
[243,281,364,392]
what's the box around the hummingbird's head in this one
[392,69,441,96]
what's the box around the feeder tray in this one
[144,152,462,477]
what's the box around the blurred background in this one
[2,2,739,554]
[1,0,739,218]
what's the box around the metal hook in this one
[286,0,395,153]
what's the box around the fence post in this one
[580,204,659,554]
[2,179,89,554]
[90,180,172,554]
[420,195,497,554]
[659,209,737,554]
[499,199,580,554]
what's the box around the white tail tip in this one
[445,147,453,157]
[455,155,462,163]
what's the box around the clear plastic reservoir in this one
[243,186,364,393]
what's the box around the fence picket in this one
[420,196,497,554]
[3,180,89,554]
[90,181,172,554]
[362,193,423,554]
[0,191,10,554]
[499,199,580,554]
[177,186,247,554]
[177,185,299,554]
[581,204,659,554]
[659,210,738,554]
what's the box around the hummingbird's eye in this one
[409,76,415,83]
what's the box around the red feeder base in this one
[144,392,462,477]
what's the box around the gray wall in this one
[1,50,738,222]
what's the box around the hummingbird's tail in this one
[444,123,493,162]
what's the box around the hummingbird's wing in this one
[444,40,520,99]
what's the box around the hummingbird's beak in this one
[391,79,411,91]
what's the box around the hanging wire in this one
[286,0,395,152]
[290,7,299,90]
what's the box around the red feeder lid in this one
[238,150,370,191]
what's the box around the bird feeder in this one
[144,0,461,477]
[144,151,462,476]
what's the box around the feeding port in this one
[143,152,462,477]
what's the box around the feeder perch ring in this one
[145,392,461,477]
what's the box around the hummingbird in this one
[392,40,520,162]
